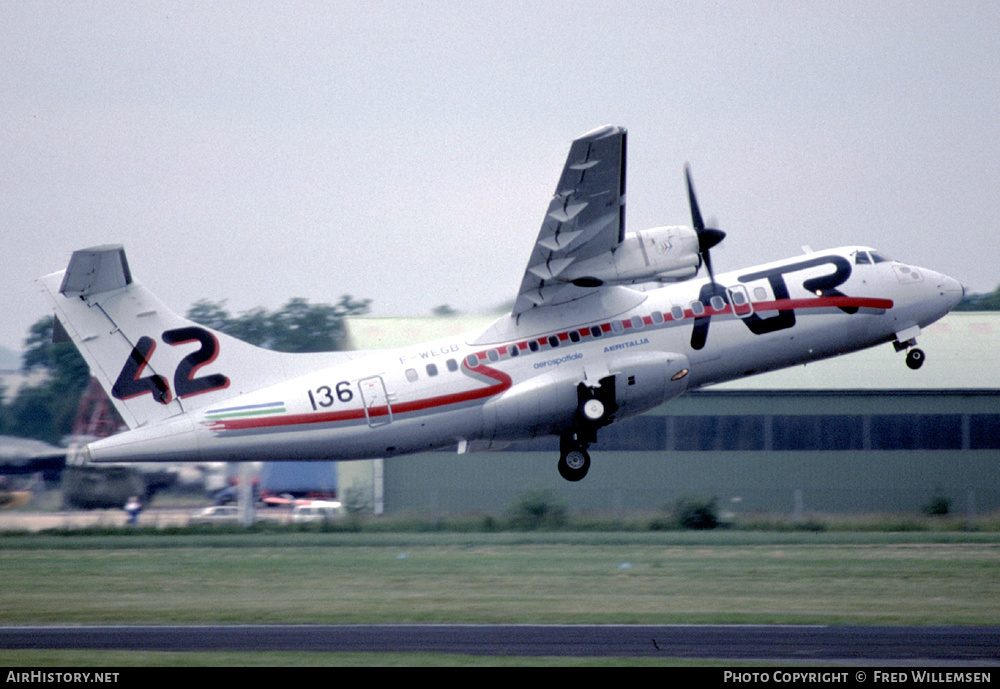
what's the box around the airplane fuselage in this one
[83,244,963,465]
[44,127,966,482]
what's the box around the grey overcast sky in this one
[3,1,998,353]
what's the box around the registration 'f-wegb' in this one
[39,126,964,481]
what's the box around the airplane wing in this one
[512,125,627,315]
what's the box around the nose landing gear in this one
[893,326,925,370]
[905,347,925,370]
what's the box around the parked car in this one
[291,501,344,523]
[189,505,241,524]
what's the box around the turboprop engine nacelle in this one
[561,226,701,287]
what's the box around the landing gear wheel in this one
[581,398,605,422]
[906,348,925,370]
[558,447,591,482]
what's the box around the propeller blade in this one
[703,245,716,285]
[685,165,704,231]
[684,165,726,286]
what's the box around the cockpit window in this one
[855,250,891,265]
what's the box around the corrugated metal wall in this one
[381,390,1000,516]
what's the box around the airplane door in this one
[727,285,754,318]
[359,376,392,427]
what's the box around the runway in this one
[2,624,998,661]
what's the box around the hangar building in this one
[341,312,1000,517]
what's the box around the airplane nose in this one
[939,274,965,310]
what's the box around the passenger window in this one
[753,287,768,301]
[426,363,438,377]
[570,330,581,343]
[590,325,603,337]
[548,335,560,347]
[405,368,418,382]
[529,340,539,352]
[488,349,499,362]
[631,316,644,329]
[710,296,725,311]
[612,321,624,333]
[465,354,479,368]
[446,358,459,372]
[652,312,664,324]
[671,306,685,320]
[508,345,520,357]
[691,301,705,316]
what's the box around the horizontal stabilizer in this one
[59,245,132,297]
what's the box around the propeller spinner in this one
[684,165,726,285]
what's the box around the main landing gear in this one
[557,379,618,482]
[558,434,592,482]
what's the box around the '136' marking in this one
[307,381,353,410]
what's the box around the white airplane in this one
[38,125,964,481]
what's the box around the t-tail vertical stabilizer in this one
[38,245,353,429]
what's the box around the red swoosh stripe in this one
[205,295,890,433]
[206,364,511,432]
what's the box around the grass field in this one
[2,530,999,625]
[2,529,998,665]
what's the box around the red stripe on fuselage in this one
[751,296,893,312]
[205,295,891,433]
[206,364,511,432]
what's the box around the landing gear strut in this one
[894,333,925,370]
[556,379,617,481]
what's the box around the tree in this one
[185,296,370,352]
[21,316,89,393]
[185,300,233,332]
[954,284,1000,311]
[267,296,369,353]
[432,304,458,317]
[3,316,90,443]
[223,306,271,347]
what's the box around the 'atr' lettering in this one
[691,254,856,350]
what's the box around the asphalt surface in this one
[2,624,998,661]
